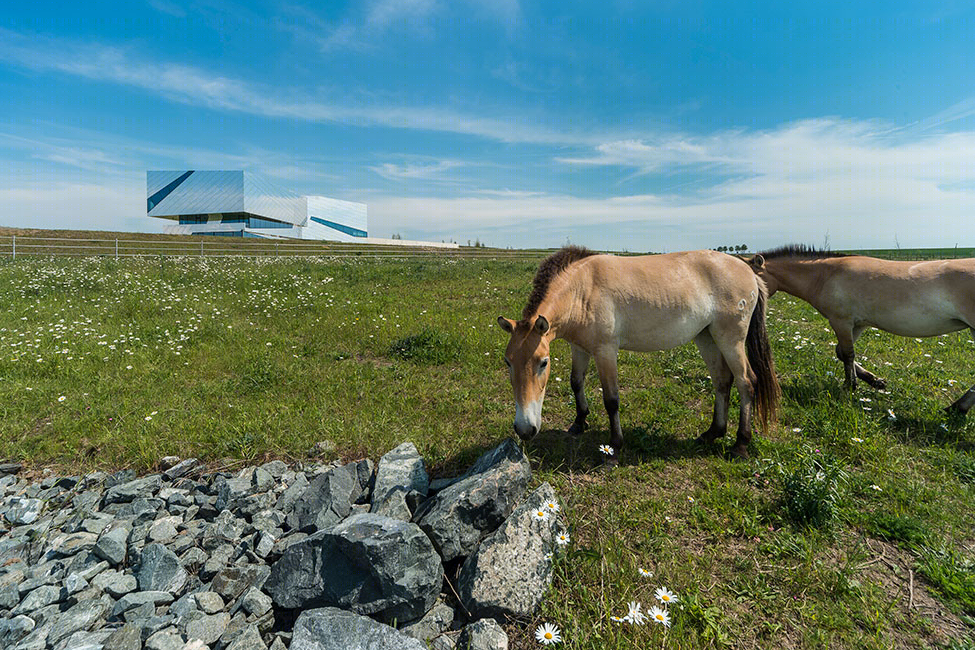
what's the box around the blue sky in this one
[1,1,974,250]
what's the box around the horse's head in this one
[497,314,554,440]
[747,254,779,296]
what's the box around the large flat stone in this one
[290,607,425,650]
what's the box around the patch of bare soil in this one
[857,537,970,647]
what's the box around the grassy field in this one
[1,251,973,649]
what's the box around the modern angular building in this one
[147,170,367,241]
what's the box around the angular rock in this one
[183,611,231,645]
[12,585,66,615]
[102,622,143,650]
[290,607,426,650]
[457,483,560,620]
[3,497,43,525]
[48,594,114,645]
[266,513,443,624]
[92,569,137,598]
[371,443,428,511]
[241,587,273,617]
[144,630,184,650]
[136,544,187,594]
[211,565,270,602]
[287,464,356,533]
[111,591,175,618]
[102,475,162,505]
[414,438,531,562]
[195,591,225,614]
[226,624,268,650]
[0,616,36,647]
[458,619,508,650]
[400,600,454,642]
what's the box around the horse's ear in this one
[497,317,515,333]
[750,254,766,270]
[535,315,550,334]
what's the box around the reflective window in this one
[247,217,291,228]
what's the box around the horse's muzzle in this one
[514,421,538,440]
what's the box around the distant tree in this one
[392,233,402,240]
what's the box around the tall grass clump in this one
[777,447,847,529]
[388,328,463,365]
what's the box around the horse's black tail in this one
[746,281,780,432]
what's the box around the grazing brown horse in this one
[498,246,779,462]
[749,245,975,413]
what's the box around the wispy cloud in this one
[369,159,465,182]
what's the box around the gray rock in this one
[102,622,142,650]
[64,573,90,595]
[240,587,272,617]
[48,594,114,645]
[414,438,531,562]
[274,473,309,514]
[143,630,184,650]
[111,590,175,617]
[351,459,374,505]
[457,483,560,620]
[211,565,270,602]
[201,510,245,550]
[48,531,99,557]
[0,582,19,609]
[92,569,137,598]
[93,522,130,566]
[371,443,428,511]
[3,497,43,525]
[183,611,230,645]
[195,591,225,614]
[137,544,187,594]
[11,625,48,650]
[0,616,36,647]
[12,585,67,615]
[226,624,268,650]
[266,513,443,624]
[0,462,23,475]
[148,516,180,544]
[370,488,414,521]
[458,619,508,650]
[400,600,454,642]
[290,607,426,650]
[432,633,459,650]
[57,629,114,650]
[287,464,356,533]
[103,475,162,505]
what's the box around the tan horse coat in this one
[750,246,975,412]
[499,248,779,461]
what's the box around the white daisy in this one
[649,605,671,627]
[655,587,678,605]
[544,500,560,514]
[869,484,882,491]
[638,567,653,578]
[532,509,549,521]
[625,601,645,625]
[534,622,561,645]
[58,395,66,402]
[609,615,625,623]
[555,532,570,546]
[598,444,614,456]
[850,437,863,443]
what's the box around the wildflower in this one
[609,615,625,623]
[534,623,561,645]
[638,567,653,578]
[664,516,672,523]
[145,416,152,421]
[792,427,802,433]
[655,587,678,605]
[850,437,863,443]
[869,484,882,491]
[532,509,549,522]
[649,605,671,627]
[544,500,560,514]
[555,532,570,546]
[625,601,646,625]
[687,496,695,503]
[58,395,66,402]
[887,409,896,421]
[598,444,614,456]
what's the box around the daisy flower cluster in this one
[607,571,680,632]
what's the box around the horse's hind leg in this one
[834,323,886,390]
[567,343,591,435]
[694,331,732,445]
[946,328,975,415]
[709,327,757,458]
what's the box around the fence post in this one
[11,235,15,259]
[276,242,279,257]
[115,239,119,260]
[201,241,204,257]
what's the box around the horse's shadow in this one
[432,422,725,481]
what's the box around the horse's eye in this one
[539,358,549,372]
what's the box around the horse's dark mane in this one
[758,244,849,260]
[522,246,597,320]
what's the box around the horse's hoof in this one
[867,377,887,390]
[695,429,725,445]
[729,445,750,459]
[566,421,588,436]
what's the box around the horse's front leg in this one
[567,343,591,436]
[593,347,623,466]
[831,322,858,390]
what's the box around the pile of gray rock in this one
[0,438,564,650]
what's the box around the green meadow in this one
[0,252,973,649]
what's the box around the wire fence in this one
[0,234,970,262]
[0,235,554,261]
